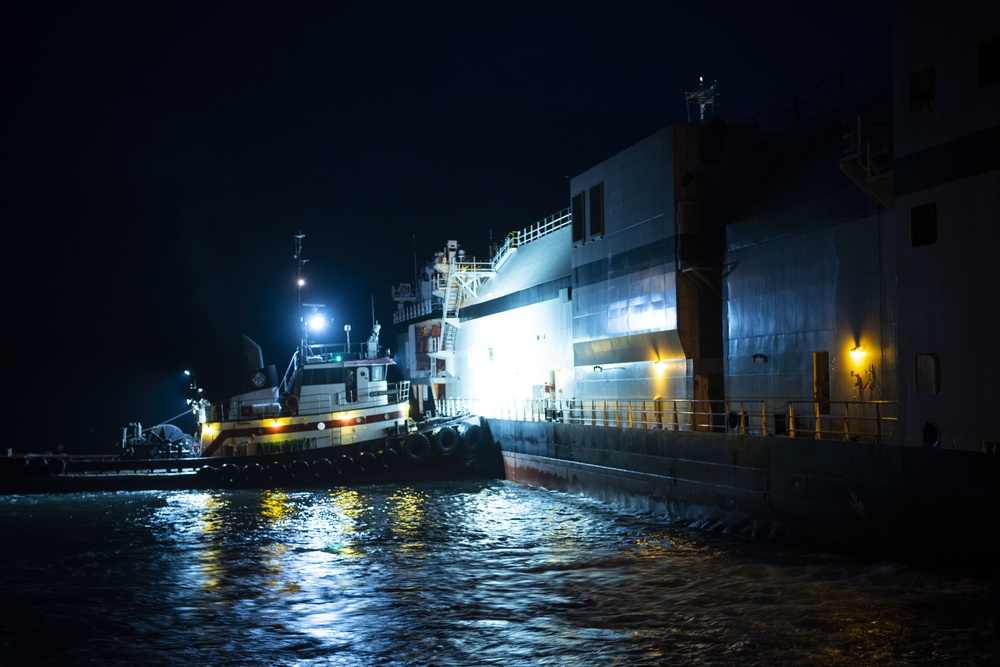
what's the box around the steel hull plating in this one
[490,419,1000,566]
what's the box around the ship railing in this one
[393,298,439,325]
[392,208,572,326]
[740,49,890,133]
[295,394,334,416]
[303,341,388,361]
[236,381,409,419]
[489,208,572,269]
[388,380,410,404]
[438,397,898,444]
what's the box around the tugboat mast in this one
[294,232,310,359]
[293,231,328,358]
[294,231,307,311]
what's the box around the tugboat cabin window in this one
[370,365,384,382]
[302,368,345,386]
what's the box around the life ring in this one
[402,433,431,463]
[267,461,286,485]
[290,459,312,482]
[334,455,355,477]
[356,451,378,473]
[459,423,483,453]
[219,463,240,486]
[378,447,400,470]
[434,427,460,456]
[312,458,334,481]
[283,394,300,414]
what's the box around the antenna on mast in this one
[685,76,718,123]
[294,231,308,310]
[412,234,418,286]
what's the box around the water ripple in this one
[1,481,994,666]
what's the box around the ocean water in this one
[0,479,995,666]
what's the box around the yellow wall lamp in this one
[850,345,871,390]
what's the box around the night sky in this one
[3,1,892,452]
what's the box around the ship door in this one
[813,351,831,415]
[355,367,369,402]
[345,368,357,403]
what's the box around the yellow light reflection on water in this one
[182,492,226,536]
[259,490,295,524]
[386,487,429,552]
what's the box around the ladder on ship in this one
[429,242,495,375]
[427,209,573,377]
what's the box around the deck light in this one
[308,311,327,332]
[850,345,866,361]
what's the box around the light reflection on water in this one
[0,480,994,666]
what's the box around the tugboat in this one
[0,235,495,495]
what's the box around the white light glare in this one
[308,312,327,332]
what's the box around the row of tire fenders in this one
[196,423,483,487]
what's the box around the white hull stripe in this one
[202,409,406,457]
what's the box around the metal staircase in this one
[839,115,894,211]
[426,209,572,379]
[428,242,494,375]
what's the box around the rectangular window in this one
[370,365,384,381]
[589,183,604,239]
[914,353,941,395]
[910,202,937,247]
[571,192,586,245]
[302,369,326,385]
[978,36,1000,87]
[909,65,936,113]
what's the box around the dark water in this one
[1,479,995,666]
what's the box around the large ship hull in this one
[491,418,1000,567]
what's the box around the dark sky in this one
[3,1,892,452]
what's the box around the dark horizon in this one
[2,1,893,452]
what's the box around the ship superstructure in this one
[390,0,1000,562]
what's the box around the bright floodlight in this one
[308,312,327,332]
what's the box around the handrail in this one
[489,207,572,270]
[437,396,898,444]
[393,298,438,325]
[393,207,572,325]
[740,50,891,133]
